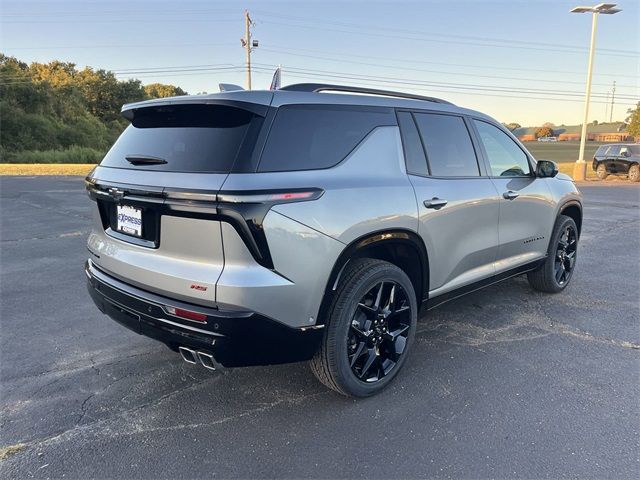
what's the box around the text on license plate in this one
[117,205,142,237]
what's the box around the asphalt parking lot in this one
[1,176,638,479]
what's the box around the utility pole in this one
[604,91,609,121]
[240,10,258,90]
[609,80,616,122]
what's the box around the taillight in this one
[217,189,323,204]
[165,306,207,323]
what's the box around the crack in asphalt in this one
[5,350,158,384]
[537,304,640,350]
[1,230,89,244]
[417,301,640,351]
[15,198,90,220]
[1,356,329,463]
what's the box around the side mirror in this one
[536,160,558,178]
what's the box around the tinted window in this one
[258,105,395,172]
[413,113,479,177]
[595,145,611,156]
[630,146,640,155]
[474,120,531,177]
[397,111,427,175]
[101,104,257,173]
[607,145,621,156]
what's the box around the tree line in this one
[0,54,187,163]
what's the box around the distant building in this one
[557,132,633,142]
[590,132,634,142]
[558,133,580,141]
[518,134,536,142]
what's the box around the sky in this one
[1,0,638,126]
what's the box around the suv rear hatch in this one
[86,98,270,306]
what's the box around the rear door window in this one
[413,113,480,177]
[258,105,396,172]
[101,104,260,173]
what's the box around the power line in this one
[254,66,634,107]
[3,42,237,51]
[250,63,638,101]
[259,46,639,92]
[260,44,640,80]
[259,19,639,59]
[254,10,640,56]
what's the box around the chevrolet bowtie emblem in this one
[108,188,125,201]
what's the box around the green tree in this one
[144,83,187,98]
[626,103,640,137]
[505,122,521,131]
[535,126,554,138]
[0,54,187,162]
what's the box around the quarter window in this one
[413,113,480,177]
[258,105,395,172]
[474,120,531,177]
[397,111,428,176]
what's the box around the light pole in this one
[570,3,621,181]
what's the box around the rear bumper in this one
[85,260,321,367]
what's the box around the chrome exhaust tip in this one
[197,351,220,371]
[178,346,197,364]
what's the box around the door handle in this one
[423,198,448,209]
[503,190,519,200]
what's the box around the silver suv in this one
[86,84,582,397]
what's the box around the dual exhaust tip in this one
[178,346,221,371]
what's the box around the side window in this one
[474,120,531,177]
[397,111,428,176]
[413,113,480,177]
[596,145,611,156]
[258,105,395,172]
[607,145,621,156]
[619,147,629,157]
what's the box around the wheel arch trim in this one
[558,200,583,231]
[316,229,430,326]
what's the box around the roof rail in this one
[279,83,453,105]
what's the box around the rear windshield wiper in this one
[125,155,168,165]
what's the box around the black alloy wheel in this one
[554,224,577,286]
[348,281,411,383]
[527,214,579,293]
[310,258,417,397]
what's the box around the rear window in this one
[100,104,259,173]
[257,104,396,172]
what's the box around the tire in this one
[595,162,608,180]
[310,258,418,397]
[628,164,640,182]
[527,215,578,293]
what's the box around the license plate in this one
[116,205,142,237]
